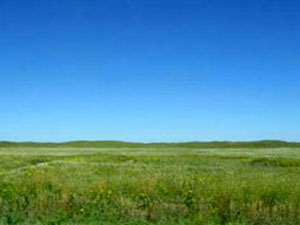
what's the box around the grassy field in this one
[1,141,300,225]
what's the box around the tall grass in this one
[0,145,300,224]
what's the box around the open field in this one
[1,141,300,225]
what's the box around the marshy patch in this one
[29,158,50,166]
[250,158,300,167]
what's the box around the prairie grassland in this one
[1,145,300,225]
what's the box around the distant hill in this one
[0,140,300,148]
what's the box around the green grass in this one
[1,141,300,224]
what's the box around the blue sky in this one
[1,0,300,142]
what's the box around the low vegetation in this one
[0,141,300,225]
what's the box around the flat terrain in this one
[1,142,300,225]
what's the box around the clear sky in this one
[1,0,299,142]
